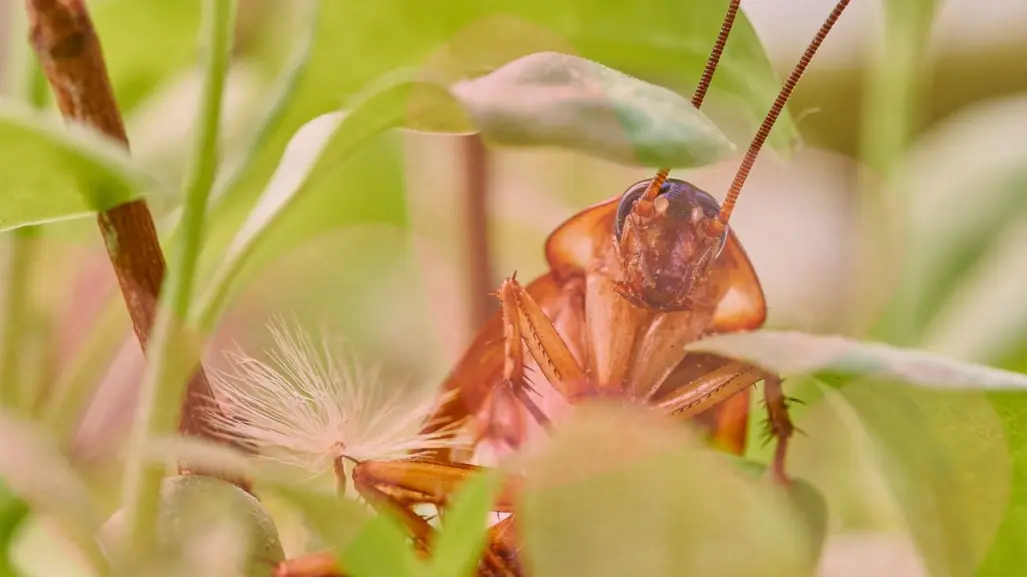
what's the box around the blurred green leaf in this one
[686,331,1027,390]
[193,79,432,329]
[788,381,1009,577]
[517,403,819,577]
[91,0,202,113]
[0,105,165,233]
[271,486,421,577]
[449,52,735,167]
[976,392,1027,576]
[98,475,285,577]
[143,438,421,577]
[0,411,107,576]
[425,469,503,577]
[0,481,29,577]
[878,96,1027,349]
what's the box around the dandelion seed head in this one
[204,318,467,474]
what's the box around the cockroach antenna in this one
[641,0,742,202]
[713,0,852,231]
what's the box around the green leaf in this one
[518,403,821,577]
[975,391,1027,576]
[269,486,421,577]
[0,105,165,233]
[425,470,503,577]
[0,480,29,577]
[875,95,1027,345]
[448,52,735,167]
[685,331,1027,390]
[788,381,1009,577]
[192,79,433,329]
[885,95,1027,360]
[156,429,424,577]
[98,475,285,577]
[0,411,107,576]
[91,0,203,113]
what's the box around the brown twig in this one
[25,0,243,484]
[462,134,495,331]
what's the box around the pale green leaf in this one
[685,331,1027,390]
[269,486,420,577]
[425,470,503,577]
[517,403,821,577]
[0,105,165,233]
[448,52,735,167]
[0,411,106,575]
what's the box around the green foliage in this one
[0,481,29,577]
[424,470,503,577]
[0,106,165,233]
[518,405,822,577]
[687,330,1027,390]
[448,52,735,166]
[98,475,286,577]
[270,484,420,577]
[91,0,203,113]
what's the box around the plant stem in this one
[1,6,54,416]
[24,0,244,471]
[120,0,237,551]
[0,232,36,413]
[0,7,36,413]
[461,134,495,332]
[43,2,321,448]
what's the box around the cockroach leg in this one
[352,471,439,552]
[761,373,795,485]
[706,387,752,455]
[654,362,764,419]
[274,551,345,577]
[352,459,521,513]
[351,459,521,576]
[501,276,590,401]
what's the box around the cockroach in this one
[276,1,851,575]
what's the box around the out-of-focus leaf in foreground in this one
[0,412,104,575]
[0,480,29,577]
[686,330,1027,390]
[788,381,1009,577]
[98,475,285,577]
[270,485,420,577]
[0,105,165,233]
[513,403,822,577]
[425,469,503,577]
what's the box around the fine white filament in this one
[204,318,465,473]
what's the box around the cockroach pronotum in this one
[276,0,852,575]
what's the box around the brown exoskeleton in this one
[276,1,851,575]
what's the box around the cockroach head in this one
[613,177,728,312]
